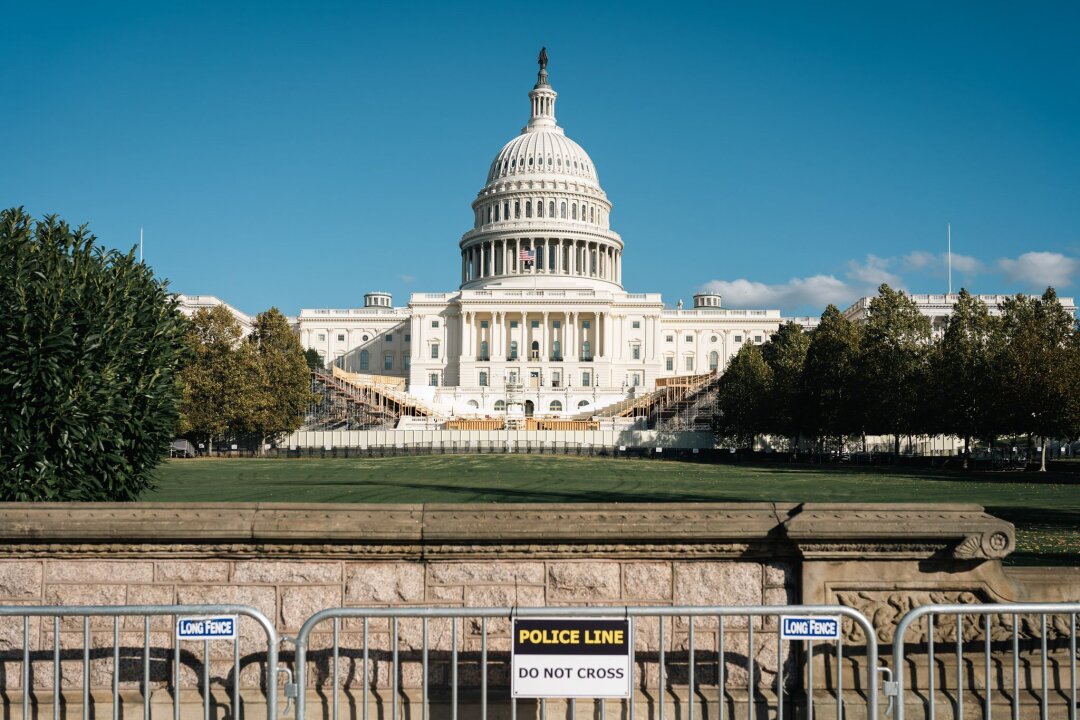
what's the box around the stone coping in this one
[0,502,1015,560]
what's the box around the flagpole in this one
[947,223,952,295]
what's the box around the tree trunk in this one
[1040,437,1048,472]
[893,434,900,459]
[964,435,970,471]
[207,437,213,455]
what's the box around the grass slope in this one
[147,456,1079,566]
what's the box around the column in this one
[541,312,549,361]
[461,252,466,284]
[604,311,614,359]
[462,311,471,359]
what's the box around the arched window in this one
[549,201,555,217]
[709,351,719,371]
[552,340,561,359]
[503,202,509,219]
[515,201,521,219]
[494,400,506,411]
[547,156,552,166]
[510,340,518,359]
[560,202,567,219]
[359,350,369,370]
[536,201,543,218]
[577,400,590,408]
[549,400,563,412]
[467,400,479,409]
[572,204,577,220]
[494,205,500,221]
[486,206,492,223]
[526,201,532,218]
[529,156,534,166]
[480,341,489,360]
[590,206,594,223]
[530,340,540,360]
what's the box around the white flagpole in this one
[947,223,952,295]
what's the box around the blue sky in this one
[3,1,1078,316]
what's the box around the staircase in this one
[587,373,719,429]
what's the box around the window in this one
[685,335,693,343]
[632,373,642,387]
[552,340,561,359]
[709,351,719,371]
[359,350,369,370]
[494,400,506,411]
[582,341,591,360]
[632,345,641,360]
[577,400,590,409]
[503,202,509,218]
[583,320,590,329]
[480,340,488,359]
[515,201,520,219]
[431,344,439,359]
[386,334,393,341]
[551,371,561,388]
[404,357,410,371]
[317,333,326,342]
[549,400,563,412]
[362,334,369,341]
[479,371,489,387]
[337,334,345,342]
[525,201,532,218]
[754,335,762,343]
[553,320,561,329]
[572,204,577,220]
[560,202,567,218]
[582,371,591,387]
[383,354,393,371]
[685,356,694,371]
[429,373,439,387]
[431,320,439,328]
[531,320,539,329]
[632,321,640,329]
[495,205,500,221]
[487,206,492,223]
[510,341,518,359]
[404,334,410,343]
[735,335,743,343]
[510,320,518,329]
[710,336,717,343]
[666,335,674,343]
[666,357,674,372]
[530,341,540,360]
[480,320,489,329]
[467,400,480,409]
[549,201,555,217]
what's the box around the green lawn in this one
[147,455,1079,566]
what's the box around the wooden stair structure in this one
[586,372,719,428]
[305,368,438,430]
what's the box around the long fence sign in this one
[512,617,633,698]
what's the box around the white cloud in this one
[903,251,936,270]
[903,251,983,275]
[845,254,903,289]
[699,275,853,311]
[998,251,1078,289]
[951,253,982,274]
[399,274,416,283]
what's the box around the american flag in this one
[519,249,535,265]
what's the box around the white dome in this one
[487,130,600,187]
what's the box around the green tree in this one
[761,322,810,449]
[713,344,772,449]
[0,208,187,500]
[995,288,1079,471]
[245,308,313,453]
[802,305,863,453]
[304,347,324,370]
[931,290,997,467]
[858,285,932,455]
[178,305,252,451]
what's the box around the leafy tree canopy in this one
[0,208,187,500]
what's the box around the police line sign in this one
[176,616,237,640]
[512,617,632,698]
[780,616,841,641]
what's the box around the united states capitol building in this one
[180,52,1072,438]
[287,53,800,424]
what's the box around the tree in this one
[857,285,931,455]
[304,347,324,370]
[761,322,810,449]
[931,290,997,467]
[178,305,253,451]
[245,308,313,452]
[995,288,1079,471]
[0,208,187,500]
[802,305,863,453]
[713,344,772,449]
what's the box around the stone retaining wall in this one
[0,502,1074,719]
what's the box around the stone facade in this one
[0,502,1075,719]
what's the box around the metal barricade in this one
[0,604,280,720]
[292,604,880,720]
[890,602,1080,720]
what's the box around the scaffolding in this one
[303,369,437,431]
[592,372,720,430]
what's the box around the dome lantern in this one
[527,46,557,132]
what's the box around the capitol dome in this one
[459,50,623,291]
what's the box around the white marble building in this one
[295,55,789,418]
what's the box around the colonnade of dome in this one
[460,236,621,285]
